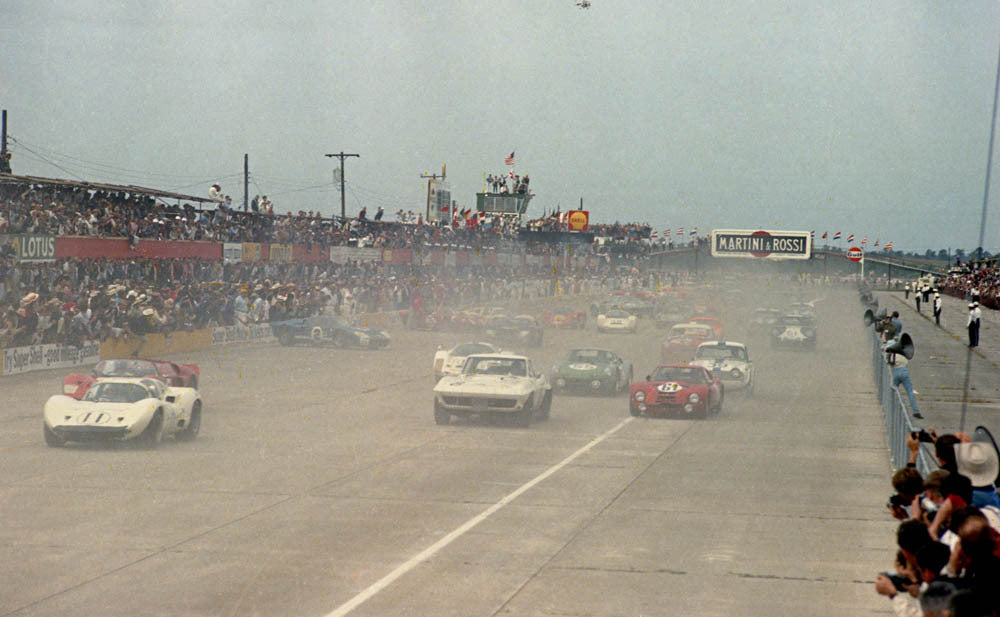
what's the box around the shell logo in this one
[567,210,589,231]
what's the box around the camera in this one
[880,572,914,592]
[887,494,909,508]
[911,428,936,443]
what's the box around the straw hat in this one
[21,292,39,305]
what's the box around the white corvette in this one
[596,309,638,333]
[689,340,755,393]
[432,341,501,382]
[43,377,203,448]
[433,353,552,427]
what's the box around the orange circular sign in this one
[568,210,588,231]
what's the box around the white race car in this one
[433,353,552,427]
[596,309,638,333]
[689,340,755,394]
[433,341,501,382]
[43,377,203,448]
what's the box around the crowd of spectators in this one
[939,260,1000,310]
[0,249,629,346]
[877,423,1000,615]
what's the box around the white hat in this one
[955,442,999,487]
[142,308,155,316]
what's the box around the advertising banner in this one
[269,243,293,263]
[211,324,275,345]
[223,243,242,264]
[242,242,262,262]
[567,210,589,232]
[55,237,220,260]
[13,234,56,263]
[2,340,100,376]
[710,229,812,260]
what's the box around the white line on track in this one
[322,416,635,617]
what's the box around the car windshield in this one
[452,343,494,356]
[94,359,158,377]
[651,366,707,383]
[82,382,154,403]
[463,357,527,377]
[671,325,710,337]
[606,310,630,318]
[696,345,746,361]
[782,315,813,326]
[567,349,610,363]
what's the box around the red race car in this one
[661,322,715,362]
[629,364,723,419]
[539,309,587,329]
[689,316,724,339]
[62,358,200,399]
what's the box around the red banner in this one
[56,237,221,260]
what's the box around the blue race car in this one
[271,315,391,349]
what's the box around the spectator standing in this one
[886,332,922,419]
[933,292,942,326]
[905,282,910,299]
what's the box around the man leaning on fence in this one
[883,320,923,419]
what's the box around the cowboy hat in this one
[142,308,156,316]
[955,442,999,487]
[21,292,39,305]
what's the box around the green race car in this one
[550,348,632,396]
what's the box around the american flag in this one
[690,227,697,236]
[833,232,842,240]
[861,236,867,246]
[847,234,855,243]
[504,151,515,165]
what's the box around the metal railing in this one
[870,332,937,475]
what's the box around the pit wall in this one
[0,294,595,376]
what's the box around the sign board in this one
[223,243,242,264]
[710,229,811,260]
[12,234,56,263]
[269,243,293,263]
[427,179,451,223]
[847,246,864,262]
[567,210,589,232]
[2,340,100,376]
[242,242,262,262]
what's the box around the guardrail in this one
[870,331,937,475]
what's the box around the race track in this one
[0,287,893,617]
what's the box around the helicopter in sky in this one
[576,1,591,8]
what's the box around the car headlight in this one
[687,393,700,403]
[730,368,742,378]
[634,391,645,402]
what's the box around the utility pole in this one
[421,164,446,221]
[325,152,360,220]
[243,154,248,212]
[0,109,9,175]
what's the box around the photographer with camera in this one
[882,319,923,419]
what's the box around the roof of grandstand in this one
[0,172,215,203]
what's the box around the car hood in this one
[554,361,608,376]
[434,374,535,395]
[44,395,156,425]
[690,359,749,373]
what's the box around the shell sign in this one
[567,210,589,232]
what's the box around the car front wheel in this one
[177,402,201,441]
[44,423,66,447]
[138,411,164,449]
[434,400,450,425]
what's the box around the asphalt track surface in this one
[1,287,895,617]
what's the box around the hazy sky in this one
[2,1,1000,252]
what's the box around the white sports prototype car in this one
[43,377,203,448]
[596,309,638,333]
[433,341,501,382]
[433,353,552,427]
[689,340,754,393]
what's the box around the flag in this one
[651,232,658,239]
[664,228,671,237]
[690,227,697,236]
[810,230,815,239]
[884,241,893,250]
[847,234,854,243]
[822,232,828,239]
[861,236,867,246]
[874,239,880,247]
[508,169,514,179]
[504,151,515,165]
[833,231,841,240]
[678,226,684,235]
